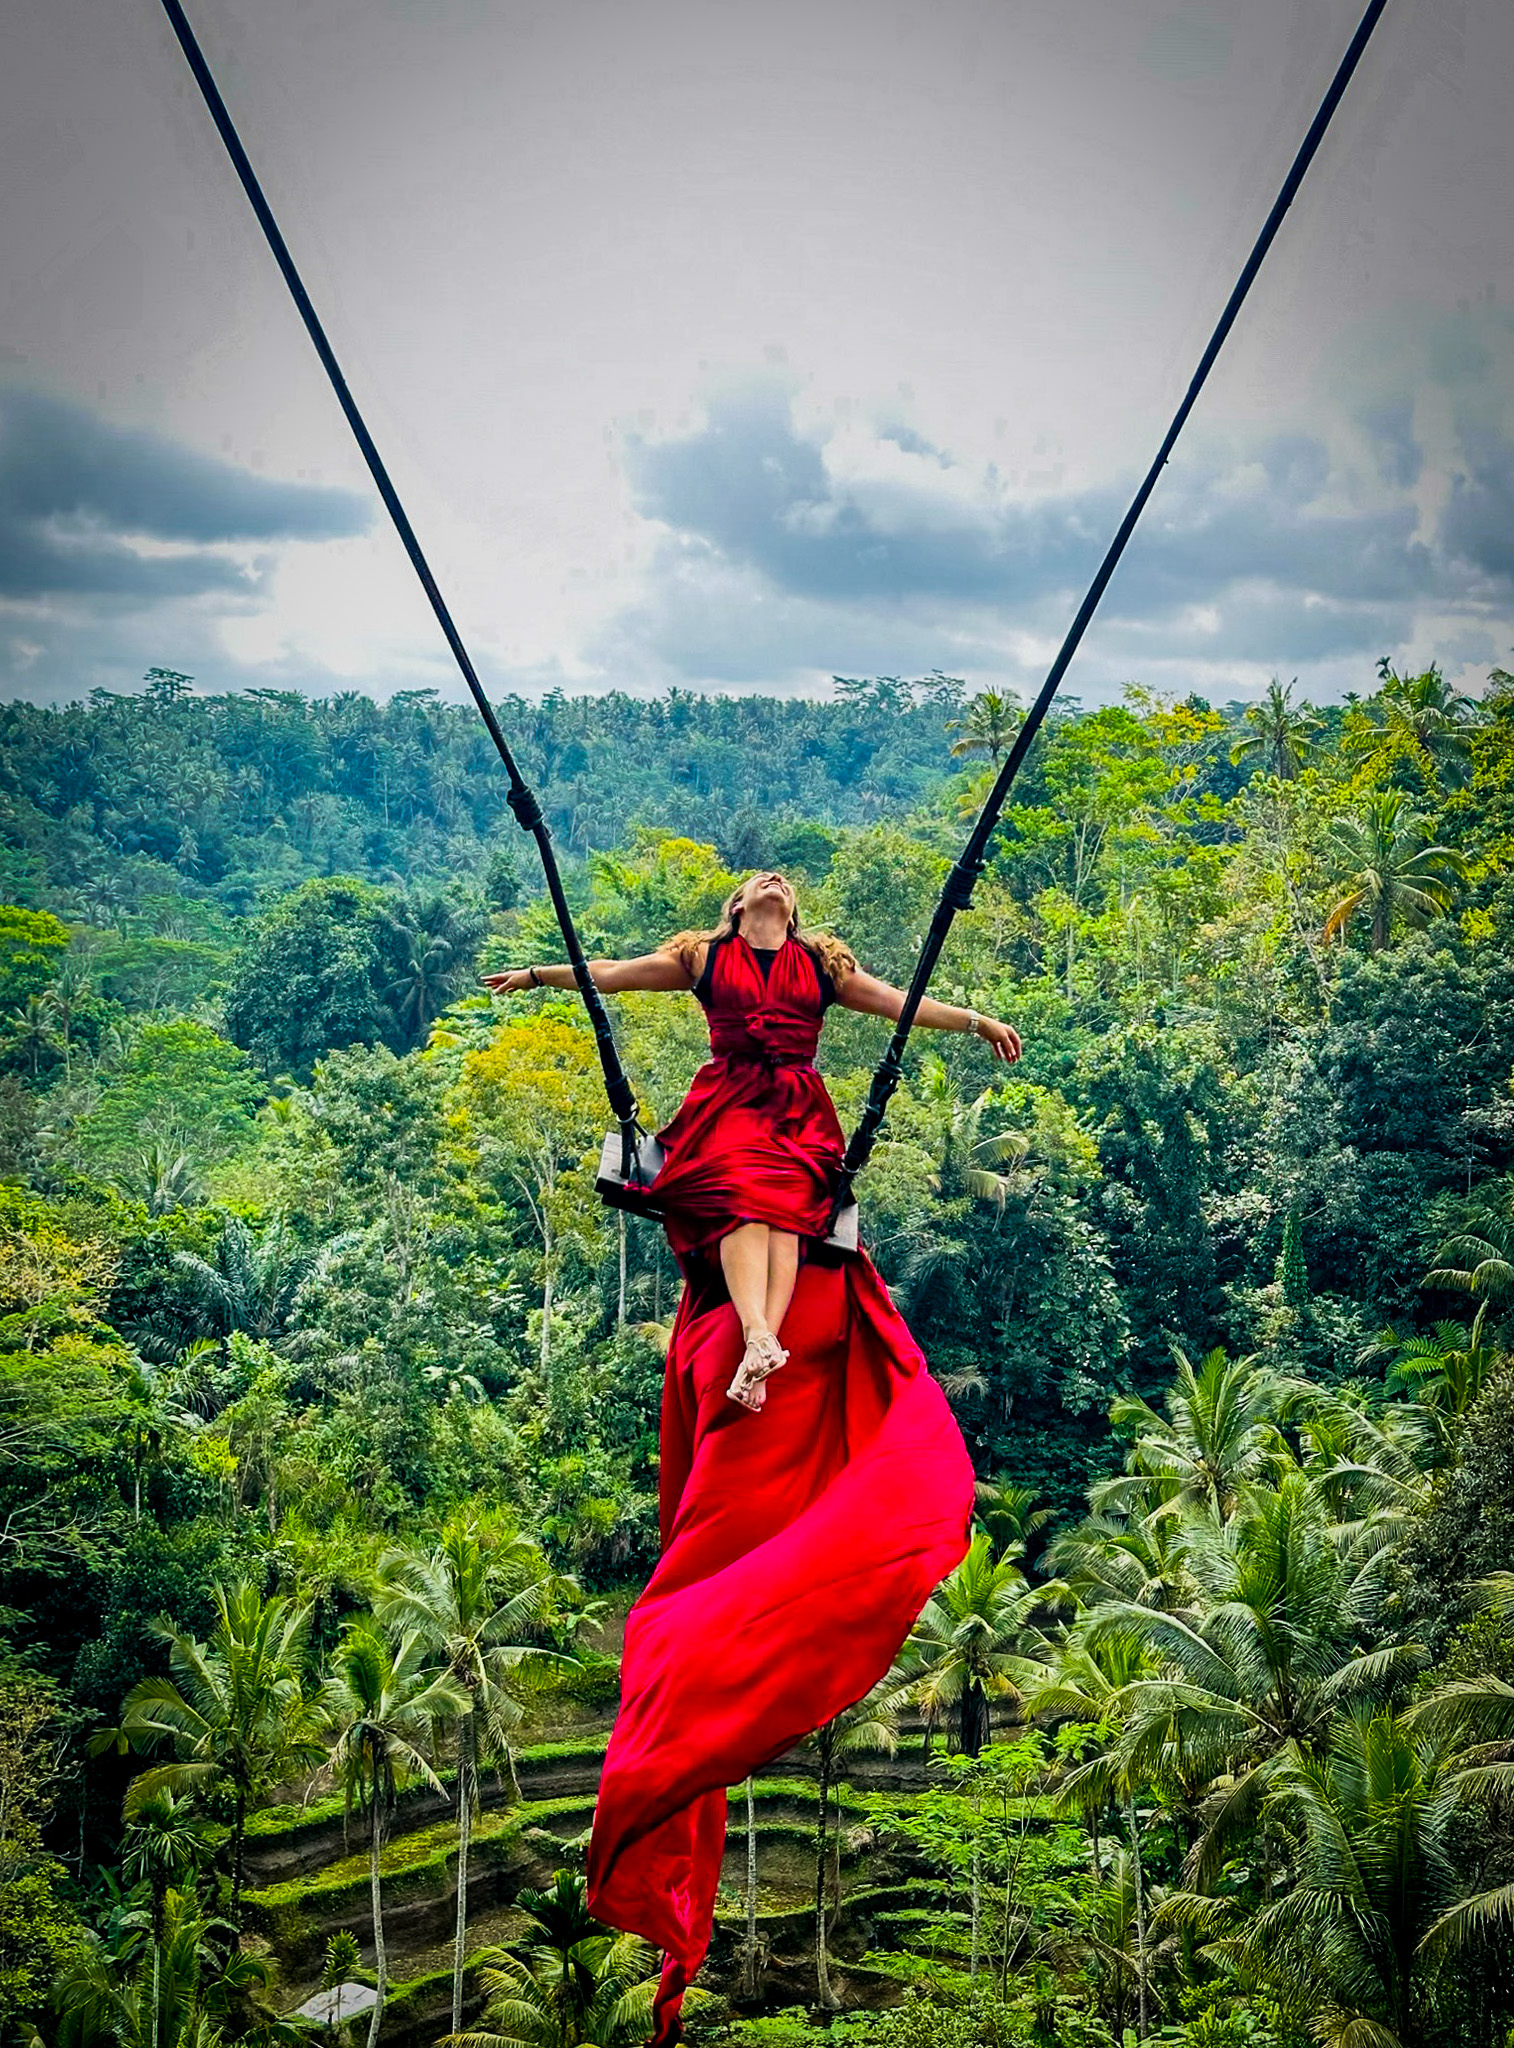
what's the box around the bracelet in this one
[965,1008,980,1036]
[528,965,542,987]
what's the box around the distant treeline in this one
[0,671,1032,919]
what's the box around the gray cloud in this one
[1440,430,1514,585]
[626,382,1118,610]
[1359,399,1423,490]
[0,387,369,603]
[625,382,1448,623]
[617,376,1469,691]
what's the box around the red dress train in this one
[586,934,974,2042]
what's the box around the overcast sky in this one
[3,0,1512,709]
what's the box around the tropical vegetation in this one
[2,659,1514,2045]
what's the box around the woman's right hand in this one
[977,1016,1023,1062]
[482,968,536,995]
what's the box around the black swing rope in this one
[155,0,1392,1229]
[152,0,647,1181]
[826,0,1392,1228]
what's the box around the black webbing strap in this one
[829,0,1392,1226]
[154,0,644,1169]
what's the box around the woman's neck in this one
[738,909,789,950]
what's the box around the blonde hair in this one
[660,877,856,993]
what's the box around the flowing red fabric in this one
[587,935,974,2042]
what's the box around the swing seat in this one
[594,1129,860,1253]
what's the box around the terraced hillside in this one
[246,1703,1036,2043]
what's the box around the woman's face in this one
[734,871,795,924]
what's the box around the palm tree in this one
[1322,792,1467,953]
[1229,677,1322,781]
[973,1478,1053,1560]
[8,993,60,1078]
[1081,1475,1425,1890]
[121,1144,203,1218]
[385,892,483,1051]
[120,1788,207,2048]
[1045,1510,1192,1618]
[947,690,1024,767]
[737,1776,765,2000]
[921,1059,1037,1210]
[1425,1181,1514,1305]
[54,1883,279,2048]
[1233,1708,1481,2047]
[116,1355,189,1525]
[1030,1634,1159,2037]
[1365,663,1484,786]
[1382,1307,1500,1444]
[43,957,93,1082]
[1287,1381,1434,1572]
[373,1514,574,2034]
[449,1870,658,2048]
[1092,1345,1290,1526]
[325,1623,469,2048]
[905,1531,1059,1757]
[806,1681,902,2009]
[107,1583,325,1922]
[171,1215,316,1342]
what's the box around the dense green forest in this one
[3,661,1514,2048]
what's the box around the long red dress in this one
[586,933,974,2043]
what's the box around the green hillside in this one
[3,663,1514,2048]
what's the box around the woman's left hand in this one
[976,1017,1022,1062]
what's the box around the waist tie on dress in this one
[707,1006,821,1070]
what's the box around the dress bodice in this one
[697,933,829,1068]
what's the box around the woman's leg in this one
[764,1231,800,1339]
[720,1222,773,1339]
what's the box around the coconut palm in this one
[974,1478,1053,1560]
[1425,1181,1514,1305]
[1232,1708,1482,2048]
[7,993,60,1078]
[1366,663,1485,786]
[1044,1510,1193,1617]
[449,1870,658,2048]
[1030,1634,1163,2037]
[107,1583,324,1922]
[325,1622,469,2048]
[1403,1574,1514,1839]
[1229,676,1322,781]
[385,892,484,1051]
[372,1513,575,2034]
[1091,1345,1291,1527]
[1322,792,1467,953]
[116,1354,191,1525]
[1081,1475,1425,1890]
[53,1884,281,2048]
[43,957,93,1082]
[737,1776,765,1999]
[805,1679,903,2009]
[947,690,1023,767]
[121,1144,204,1218]
[905,1531,1060,1758]
[121,1789,208,2048]
[1286,1382,1434,1581]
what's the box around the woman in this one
[485,872,1019,2042]
[487,870,1020,1409]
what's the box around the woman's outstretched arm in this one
[835,965,1022,1062]
[483,951,696,997]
